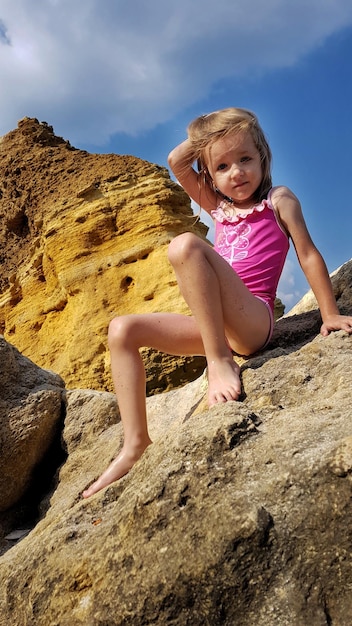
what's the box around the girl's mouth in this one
[232,182,247,190]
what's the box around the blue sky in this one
[1,0,352,309]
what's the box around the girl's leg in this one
[82,232,271,497]
[82,312,204,498]
[167,232,272,405]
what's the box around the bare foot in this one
[207,356,241,406]
[82,441,151,498]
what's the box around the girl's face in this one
[205,131,263,207]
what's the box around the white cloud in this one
[1,0,352,143]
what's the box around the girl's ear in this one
[197,162,231,202]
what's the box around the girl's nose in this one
[230,163,243,178]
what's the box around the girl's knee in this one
[108,315,134,349]
[168,232,201,266]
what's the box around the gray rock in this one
[0,337,65,512]
[0,260,351,625]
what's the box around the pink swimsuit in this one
[212,188,289,346]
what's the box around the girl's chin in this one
[228,187,251,199]
[231,193,253,205]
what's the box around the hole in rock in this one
[121,276,134,291]
[124,248,153,264]
[6,209,29,237]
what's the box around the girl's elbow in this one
[167,149,175,167]
[167,148,183,175]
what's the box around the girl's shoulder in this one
[267,186,302,238]
[268,185,299,205]
[269,186,307,239]
[269,185,300,207]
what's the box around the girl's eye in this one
[217,163,227,171]
[240,156,251,162]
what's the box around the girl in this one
[83,107,352,498]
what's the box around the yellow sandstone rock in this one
[0,118,208,392]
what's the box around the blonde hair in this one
[187,107,272,203]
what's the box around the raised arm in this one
[273,186,352,336]
[167,139,217,214]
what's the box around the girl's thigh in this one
[110,312,205,356]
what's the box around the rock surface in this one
[0,337,65,512]
[0,118,208,393]
[0,260,351,626]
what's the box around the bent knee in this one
[168,232,203,265]
[108,315,135,349]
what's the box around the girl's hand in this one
[320,314,352,336]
